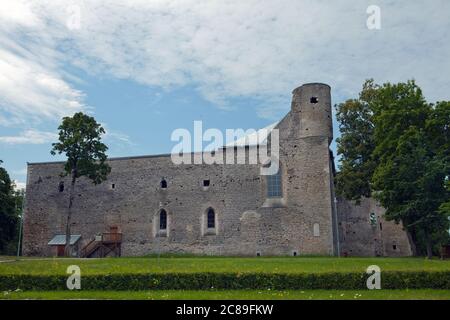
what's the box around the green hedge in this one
[1,271,449,291]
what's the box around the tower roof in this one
[223,121,278,148]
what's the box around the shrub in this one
[1,271,449,291]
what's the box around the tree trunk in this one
[425,233,433,259]
[65,169,77,257]
[405,227,418,256]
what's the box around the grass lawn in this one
[1,256,449,299]
[1,256,450,275]
[1,289,450,300]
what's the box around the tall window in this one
[267,168,282,198]
[313,223,320,237]
[369,212,377,226]
[159,209,167,230]
[207,208,215,229]
[160,179,167,189]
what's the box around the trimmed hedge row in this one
[1,271,449,291]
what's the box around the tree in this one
[0,160,19,254]
[12,187,25,255]
[433,101,450,248]
[373,127,449,258]
[336,80,450,258]
[51,112,111,256]
[335,80,377,201]
[439,179,450,246]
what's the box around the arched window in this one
[160,179,167,189]
[266,168,282,198]
[207,208,215,229]
[159,209,167,230]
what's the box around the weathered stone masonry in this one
[22,83,412,257]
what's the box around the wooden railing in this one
[81,238,99,258]
[102,232,122,243]
[80,232,122,258]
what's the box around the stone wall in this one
[337,197,412,256]
[22,83,411,258]
[22,139,335,256]
[22,83,337,257]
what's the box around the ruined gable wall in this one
[337,197,412,256]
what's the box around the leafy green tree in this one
[439,179,450,246]
[373,127,449,258]
[335,80,377,201]
[0,160,19,254]
[51,112,111,256]
[425,101,450,158]
[433,101,450,248]
[12,187,25,255]
[336,80,450,257]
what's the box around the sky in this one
[0,0,449,189]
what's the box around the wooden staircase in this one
[81,232,122,258]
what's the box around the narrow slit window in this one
[369,212,377,226]
[207,208,215,229]
[159,209,167,230]
[58,182,64,192]
[313,223,320,237]
[267,169,282,198]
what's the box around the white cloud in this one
[0,129,56,144]
[101,123,133,146]
[0,47,86,124]
[0,0,86,125]
[0,0,449,122]
[105,131,131,144]
[0,0,40,27]
[13,180,26,191]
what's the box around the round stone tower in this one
[291,83,333,143]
